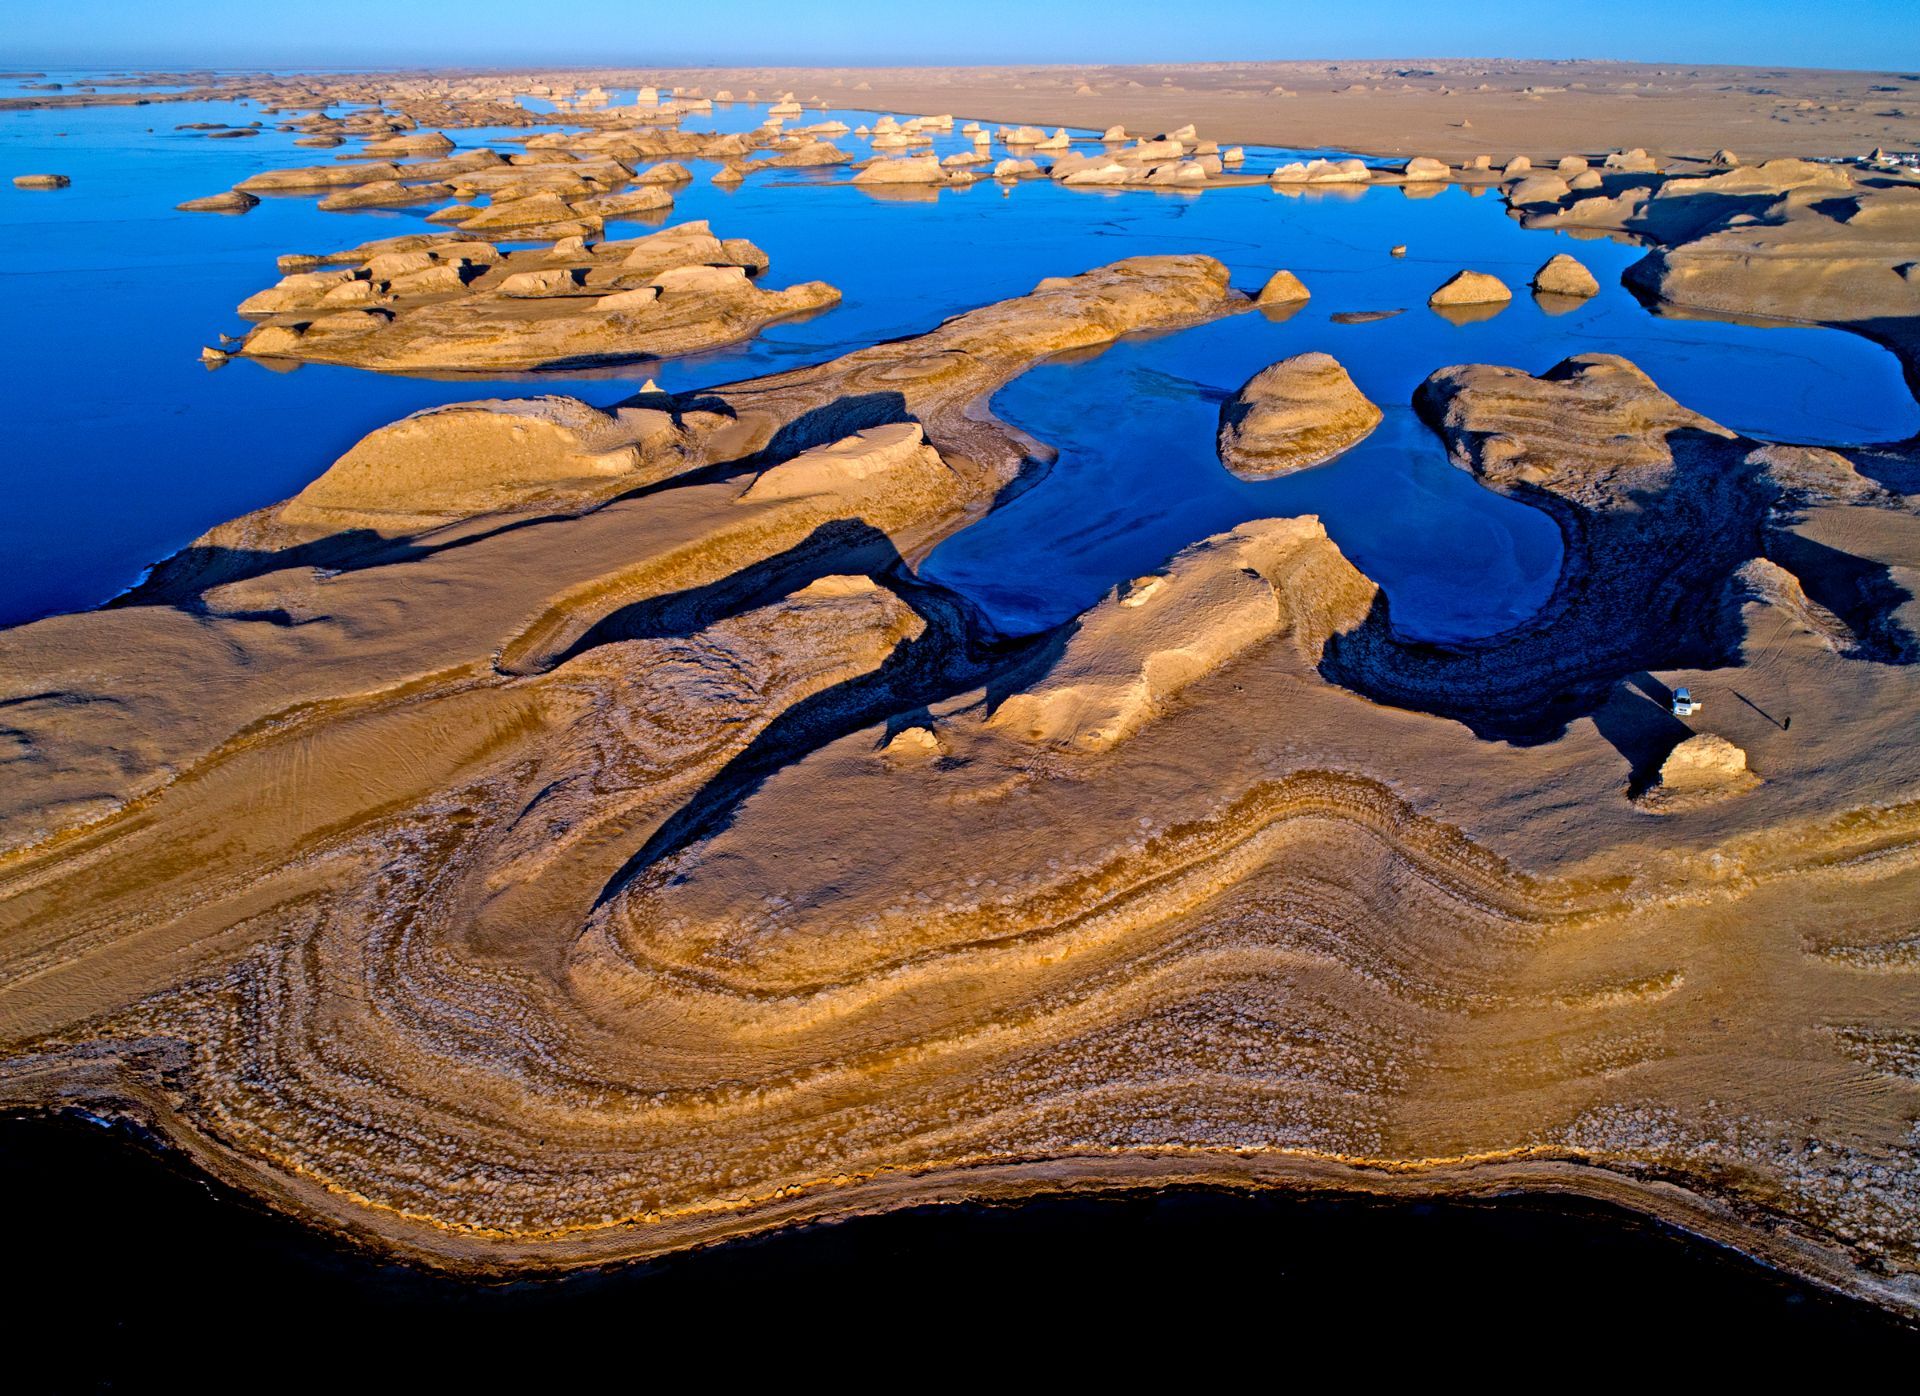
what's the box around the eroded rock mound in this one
[1635,733,1761,811]
[235,220,838,372]
[1217,353,1383,480]
[1429,270,1513,306]
[1255,270,1310,305]
[177,189,260,213]
[989,518,1377,751]
[280,396,699,532]
[1532,252,1599,297]
[1414,353,1734,502]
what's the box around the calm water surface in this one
[2,80,1914,632]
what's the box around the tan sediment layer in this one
[3,231,1920,1321]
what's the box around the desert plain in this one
[2,56,1920,1320]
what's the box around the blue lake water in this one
[2,81,1915,629]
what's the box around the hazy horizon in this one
[7,0,1917,73]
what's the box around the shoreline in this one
[8,1109,1917,1347]
[5,74,1920,1335]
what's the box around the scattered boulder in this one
[853,154,965,186]
[12,173,70,189]
[1428,270,1513,306]
[633,161,693,185]
[1603,147,1658,173]
[1531,253,1600,298]
[1218,353,1383,480]
[1635,733,1761,812]
[1255,270,1311,305]
[1271,157,1371,185]
[1507,173,1572,206]
[1401,156,1450,181]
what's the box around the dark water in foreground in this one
[6,1112,1914,1384]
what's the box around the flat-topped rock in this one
[235,218,836,372]
[280,396,689,531]
[1255,269,1310,305]
[177,189,260,213]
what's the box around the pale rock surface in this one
[1532,253,1600,297]
[1217,352,1383,480]
[988,518,1377,751]
[1256,270,1310,305]
[1429,270,1513,306]
[1636,733,1761,812]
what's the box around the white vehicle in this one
[1671,687,1701,717]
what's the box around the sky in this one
[5,0,1915,73]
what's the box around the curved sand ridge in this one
[4,243,1920,1313]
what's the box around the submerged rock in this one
[177,189,260,213]
[1218,352,1383,480]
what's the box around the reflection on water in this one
[1,80,1915,625]
[923,322,1567,641]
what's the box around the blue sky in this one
[6,0,1915,72]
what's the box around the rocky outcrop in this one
[1635,733,1761,811]
[989,518,1377,750]
[176,189,260,213]
[235,221,838,372]
[1271,157,1371,185]
[1624,175,1920,365]
[11,173,70,188]
[853,154,971,187]
[1532,252,1599,297]
[1217,353,1382,480]
[1429,270,1512,306]
[1255,270,1310,305]
[277,396,702,533]
[758,139,850,168]
[236,161,402,191]
[1322,354,1775,739]
[1415,354,1734,503]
